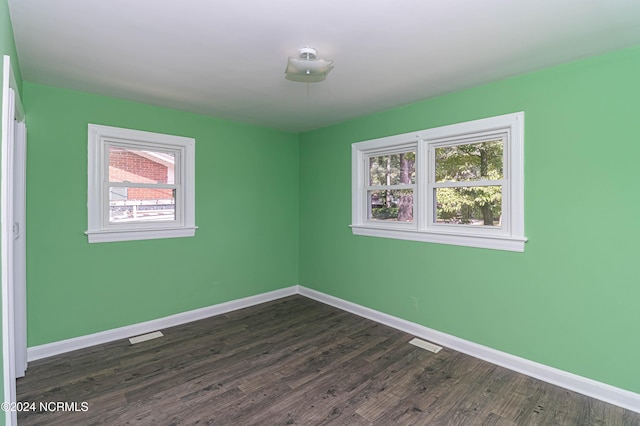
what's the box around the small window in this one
[86,124,197,243]
[351,112,526,251]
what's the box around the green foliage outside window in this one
[368,152,415,222]
[435,140,503,226]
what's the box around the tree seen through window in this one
[368,151,415,222]
[434,140,503,226]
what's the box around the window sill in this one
[85,226,198,243]
[350,224,526,252]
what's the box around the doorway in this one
[2,54,27,426]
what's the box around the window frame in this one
[351,112,526,252]
[86,124,197,243]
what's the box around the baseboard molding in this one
[26,284,640,414]
[27,286,298,362]
[297,286,640,414]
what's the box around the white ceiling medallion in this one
[285,47,334,83]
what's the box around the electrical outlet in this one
[410,296,418,310]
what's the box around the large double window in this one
[351,112,526,251]
[86,124,197,243]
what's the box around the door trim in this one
[12,120,26,378]
[1,54,26,426]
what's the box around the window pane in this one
[369,151,416,186]
[108,147,175,184]
[435,186,502,226]
[368,189,413,222]
[435,140,502,182]
[109,186,175,223]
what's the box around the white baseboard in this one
[27,284,640,414]
[27,286,297,362]
[297,286,640,414]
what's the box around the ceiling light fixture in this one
[285,47,334,83]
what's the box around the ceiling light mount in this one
[285,47,333,83]
[298,47,317,60]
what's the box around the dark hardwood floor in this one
[16,296,640,425]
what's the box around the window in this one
[351,112,526,251]
[86,124,197,243]
[367,149,416,223]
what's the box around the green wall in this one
[24,83,299,346]
[1,0,22,419]
[299,45,640,394]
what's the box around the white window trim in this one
[86,124,197,243]
[351,112,526,252]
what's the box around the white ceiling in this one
[8,0,640,132]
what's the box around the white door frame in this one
[1,54,26,426]
[12,120,26,378]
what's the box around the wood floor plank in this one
[16,295,640,425]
